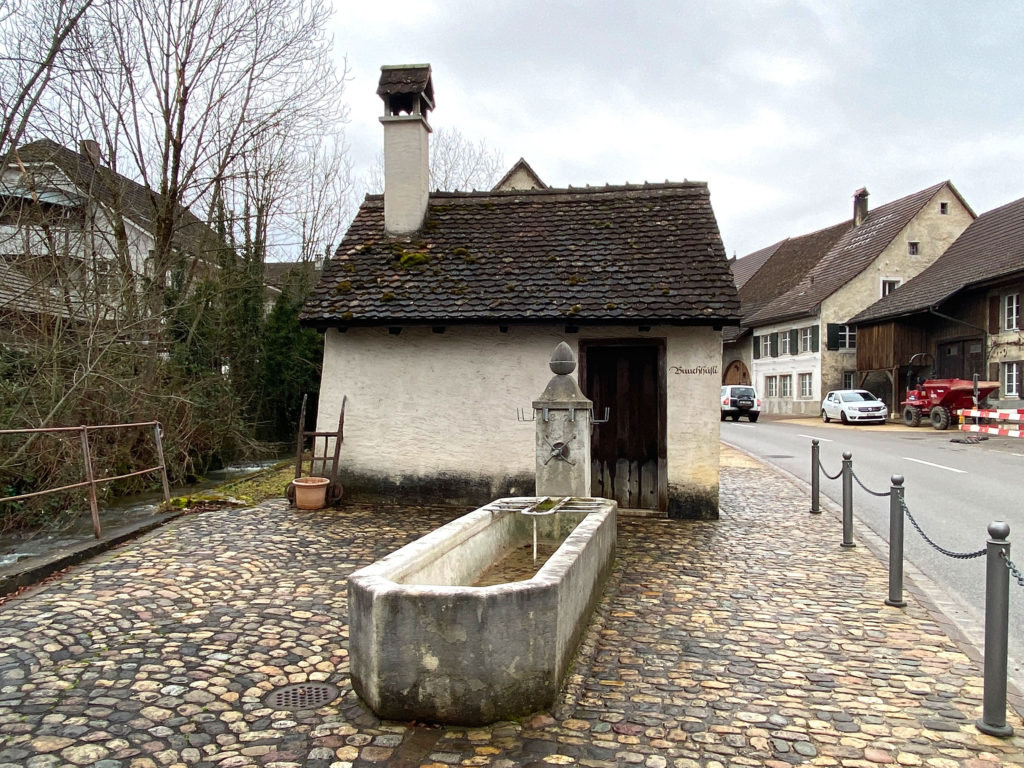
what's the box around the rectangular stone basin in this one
[347,496,617,725]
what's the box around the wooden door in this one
[937,341,963,379]
[723,360,750,385]
[964,339,985,379]
[582,343,663,510]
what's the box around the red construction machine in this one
[901,353,1000,430]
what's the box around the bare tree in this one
[0,0,95,157]
[60,0,348,309]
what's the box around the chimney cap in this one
[378,64,434,116]
[853,187,869,199]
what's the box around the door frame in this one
[578,338,668,511]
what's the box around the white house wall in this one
[316,323,722,516]
[751,319,822,416]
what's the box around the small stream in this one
[0,460,281,568]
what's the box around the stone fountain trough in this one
[347,495,617,725]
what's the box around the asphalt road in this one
[721,414,1024,685]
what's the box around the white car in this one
[821,389,889,424]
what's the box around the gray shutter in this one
[811,324,820,352]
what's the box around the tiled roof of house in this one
[722,221,850,343]
[728,242,778,290]
[745,181,957,327]
[6,139,223,259]
[851,194,1024,325]
[301,183,740,326]
[0,259,71,318]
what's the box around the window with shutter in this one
[826,323,840,350]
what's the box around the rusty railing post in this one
[79,425,101,539]
[153,422,171,503]
[976,521,1013,737]
[810,439,820,514]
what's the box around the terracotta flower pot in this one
[293,476,330,509]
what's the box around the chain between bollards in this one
[840,451,855,549]
[885,475,906,608]
[977,521,1014,737]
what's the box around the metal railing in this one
[0,421,170,539]
[810,439,1018,737]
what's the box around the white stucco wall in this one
[316,323,723,513]
[750,320,821,416]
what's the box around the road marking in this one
[733,423,756,428]
[902,457,967,474]
[798,434,833,442]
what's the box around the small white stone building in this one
[301,64,740,519]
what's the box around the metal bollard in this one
[810,439,821,514]
[840,451,855,548]
[976,521,1014,737]
[885,475,906,607]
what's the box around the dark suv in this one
[721,385,760,422]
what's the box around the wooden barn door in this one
[581,342,665,511]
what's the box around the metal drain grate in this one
[263,682,340,710]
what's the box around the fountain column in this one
[533,342,592,497]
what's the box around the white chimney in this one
[853,187,869,226]
[377,64,434,235]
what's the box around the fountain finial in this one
[549,341,576,375]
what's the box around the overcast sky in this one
[331,1,1024,258]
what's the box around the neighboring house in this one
[0,138,224,323]
[301,64,741,519]
[738,184,974,416]
[492,158,547,191]
[723,220,849,386]
[851,194,1024,412]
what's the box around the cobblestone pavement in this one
[1,448,1023,767]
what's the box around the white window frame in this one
[799,327,813,353]
[843,371,855,389]
[1004,361,1021,397]
[780,375,792,398]
[766,376,778,397]
[799,372,813,398]
[837,325,856,349]
[881,278,902,297]
[1004,293,1020,331]
[779,332,791,355]
[760,335,772,357]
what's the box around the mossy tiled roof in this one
[301,183,740,327]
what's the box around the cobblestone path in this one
[1,453,1022,767]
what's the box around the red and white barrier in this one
[957,408,1024,438]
